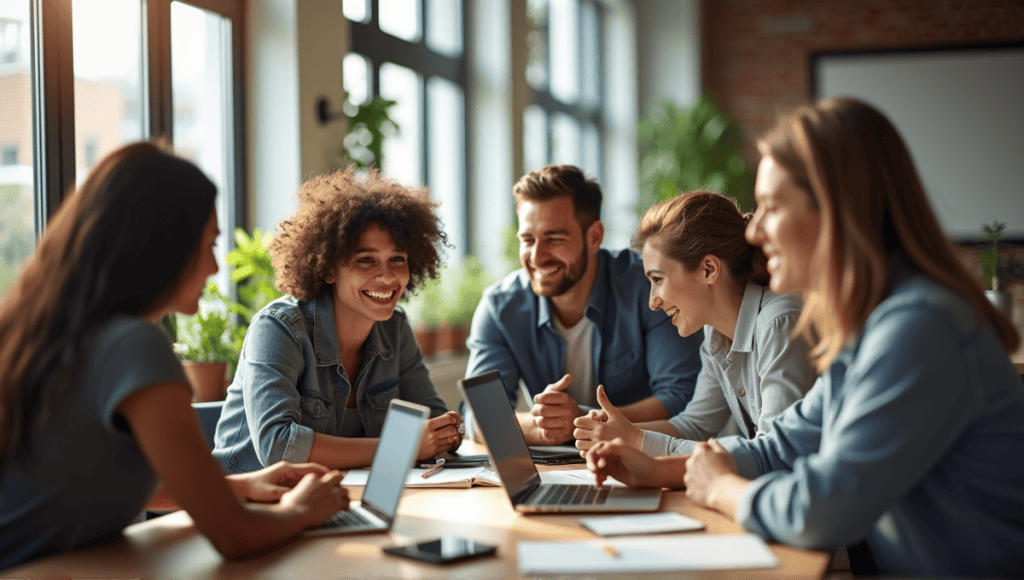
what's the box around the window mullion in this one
[145,0,172,140]
[33,0,75,226]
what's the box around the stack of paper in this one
[517,533,779,574]
[341,466,501,489]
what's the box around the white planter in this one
[985,289,1012,317]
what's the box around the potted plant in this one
[225,227,284,325]
[405,255,493,356]
[637,93,754,214]
[980,221,1012,316]
[173,282,245,402]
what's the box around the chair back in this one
[192,400,224,450]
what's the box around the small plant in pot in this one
[979,221,1012,316]
[173,282,245,402]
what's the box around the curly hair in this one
[270,167,448,301]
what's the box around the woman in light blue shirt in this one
[574,191,817,456]
[213,168,462,473]
[586,98,1024,577]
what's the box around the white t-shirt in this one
[550,314,597,409]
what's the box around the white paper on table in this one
[539,469,626,487]
[517,533,779,574]
[341,466,501,488]
[579,512,705,536]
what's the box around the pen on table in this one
[421,458,445,479]
[601,544,619,558]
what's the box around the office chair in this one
[192,400,225,450]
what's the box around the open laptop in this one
[305,399,429,535]
[459,370,662,513]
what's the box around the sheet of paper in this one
[341,466,499,488]
[517,533,779,574]
[579,512,705,536]
[539,469,626,487]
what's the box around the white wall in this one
[635,0,701,115]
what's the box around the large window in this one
[523,0,604,182]
[343,0,467,258]
[0,0,243,298]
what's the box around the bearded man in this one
[463,165,703,445]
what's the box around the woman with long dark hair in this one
[0,143,349,570]
[585,99,1024,577]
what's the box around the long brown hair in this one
[0,142,216,467]
[760,98,1019,371]
[633,191,770,287]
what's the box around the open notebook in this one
[342,465,502,489]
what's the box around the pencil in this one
[601,544,619,558]
[421,459,446,479]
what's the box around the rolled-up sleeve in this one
[730,309,976,548]
[239,312,314,466]
[642,305,703,415]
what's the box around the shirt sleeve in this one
[93,319,189,431]
[237,312,315,466]
[395,313,449,417]
[752,313,817,438]
[641,304,703,416]
[642,339,731,456]
[732,308,978,549]
[463,294,523,440]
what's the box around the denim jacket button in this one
[738,389,746,397]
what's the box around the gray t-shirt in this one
[0,317,187,570]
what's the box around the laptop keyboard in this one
[328,509,371,528]
[534,484,612,506]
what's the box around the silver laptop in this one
[305,399,429,535]
[459,370,662,514]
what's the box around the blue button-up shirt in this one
[719,258,1024,577]
[465,248,703,421]
[212,293,449,473]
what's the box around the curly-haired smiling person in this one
[213,168,462,472]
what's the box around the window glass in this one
[582,122,600,180]
[379,62,422,186]
[426,0,461,56]
[343,0,369,23]
[379,0,421,42]
[427,76,464,256]
[343,52,371,108]
[548,0,577,104]
[551,112,579,166]
[0,0,34,296]
[580,0,600,109]
[72,0,145,182]
[525,0,548,90]
[171,1,233,292]
[523,105,548,173]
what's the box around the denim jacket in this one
[465,248,703,421]
[719,257,1024,577]
[213,293,448,473]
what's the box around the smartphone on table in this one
[383,535,497,564]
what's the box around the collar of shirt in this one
[308,292,394,367]
[706,282,767,358]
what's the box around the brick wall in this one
[701,0,1024,163]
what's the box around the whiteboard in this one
[813,46,1024,242]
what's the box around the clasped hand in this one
[530,374,582,444]
[417,411,464,460]
[683,438,739,506]
[229,461,349,515]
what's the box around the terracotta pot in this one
[414,328,437,356]
[181,361,228,402]
[434,325,468,354]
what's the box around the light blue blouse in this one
[719,258,1024,577]
[642,283,816,455]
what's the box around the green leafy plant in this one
[173,282,246,376]
[342,96,400,172]
[980,221,1006,291]
[637,94,754,214]
[405,255,493,330]
[226,227,284,324]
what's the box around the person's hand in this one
[277,470,349,527]
[585,438,662,488]
[683,438,738,506]
[574,385,644,454]
[228,461,333,502]
[530,374,582,444]
[417,411,463,460]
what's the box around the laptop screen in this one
[362,400,428,517]
[460,371,539,500]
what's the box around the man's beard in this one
[528,246,588,297]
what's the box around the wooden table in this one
[7,457,831,578]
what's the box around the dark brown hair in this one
[633,191,769,287]
[513,164,603,231]
[270,166,447,301]
[0,142,216,466]
[760,97,1019,370]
